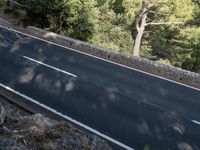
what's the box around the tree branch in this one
[136,21,140,32]
[146,22,185,26]
[8,0,30,9]
[135,1,155,31]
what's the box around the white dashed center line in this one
[23,56,77,78]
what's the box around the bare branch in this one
[136,22,140,32]
[135,1,155,31]
[146,16,152,23]
[8,0,30,9]
[146,22,185,26]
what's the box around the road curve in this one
[0,26,200,150]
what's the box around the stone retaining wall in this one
[0,18,12,28]
[22,26,200,88]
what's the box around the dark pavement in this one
[1,26,200,150]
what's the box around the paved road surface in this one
[0,26,200,150]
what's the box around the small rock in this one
[18,113,58,136]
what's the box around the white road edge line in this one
[23,56,77,78]
[0,25,200,92]
[0,83,135,150]
[192,120,200,125]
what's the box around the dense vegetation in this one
[1,0,200,73]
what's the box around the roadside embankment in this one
[0,95,112,150]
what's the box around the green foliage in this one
[5,0,200,73]
[48,0,97,41]
[192,1,200,25]
[15,0,97,41]
[112,0,125,14]
[181,27,200,72]
[16,0,49,15]
[122,0,140,25]
[0,0,4,7]
[0,0,7,11]
[14,0,49,26]
[138,0,200,71]
[90,1,133,53]
[62,0,97,41]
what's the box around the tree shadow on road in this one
[0,32,200,150]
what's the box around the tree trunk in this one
[133,13,147,56]
[133,31,143,56]
[132,0,186,57]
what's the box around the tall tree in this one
[132,0,191,56]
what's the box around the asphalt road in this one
[1,26,200,150]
